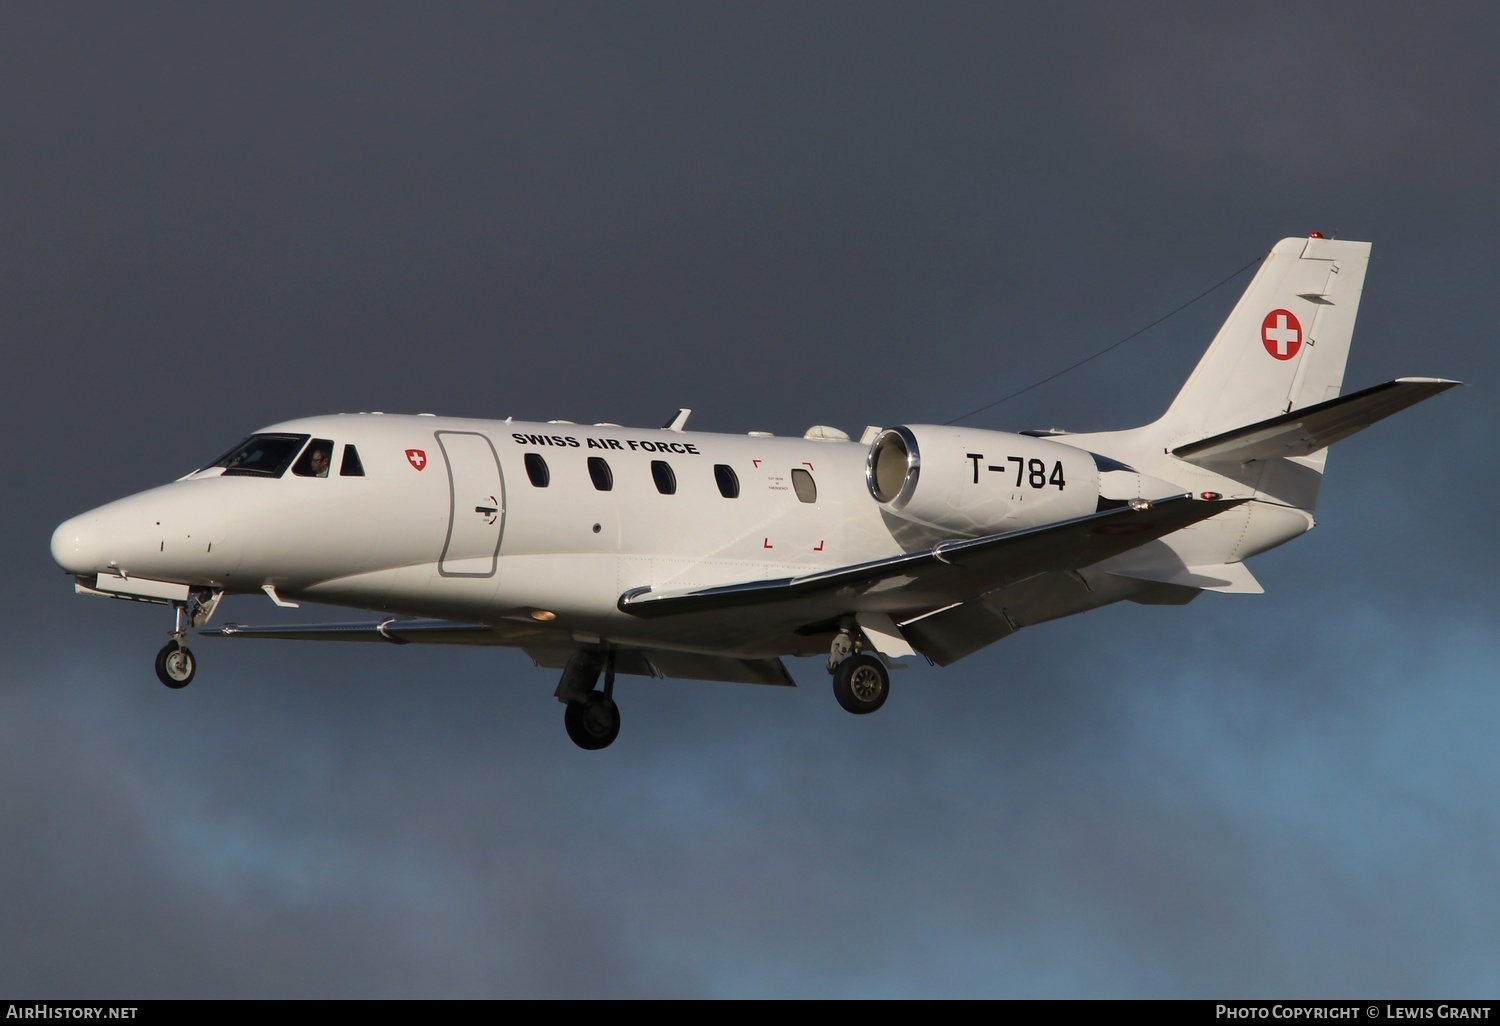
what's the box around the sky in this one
[1,2,1495,999]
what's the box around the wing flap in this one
[645,651,796,686]
[519,643,792,685]
[1107,561,1264,594]
[1172,377,1460,466]
[898,600,1017,666]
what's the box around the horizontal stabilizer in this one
[1173,377,1460,466]
[1108,561,1264,593]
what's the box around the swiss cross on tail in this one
[405,449,427,470]
[1262,309,1303,361]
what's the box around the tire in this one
[564,693,621,750]
[832,653,888,715]
[155,643,196,689]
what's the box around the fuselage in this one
[50,410,1315,662]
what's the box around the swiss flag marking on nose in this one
[1262,309,1303,361]
[406,449,427,470]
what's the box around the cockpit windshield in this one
[208,434,310,478]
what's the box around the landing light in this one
[530,609,558,622]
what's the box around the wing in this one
[619,494,1245,623]
[206,618,504,644]
[1172,377,1460,465]
[205,496,1236,681]
[202,618,794,686]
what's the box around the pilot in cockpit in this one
[290,440,334,478]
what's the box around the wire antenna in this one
[945,254,1265,425]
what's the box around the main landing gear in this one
[827,626,890,715]
[153,589,220,690]
[556,649,622,751]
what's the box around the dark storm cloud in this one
[2,1,1494,998]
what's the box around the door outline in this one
[436,431,505,578]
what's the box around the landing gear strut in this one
[557,648,622,750]
[827,625,891,715]
[154,589,220,690]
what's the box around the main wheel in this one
[155,643,196,689]
[833,653,888,715]
[564,693,621,750]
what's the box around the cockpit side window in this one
[340,444,365,477]
[211,434,309,478]
[292,439,336,478]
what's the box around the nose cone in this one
[52,482,239,585]
[52,512,108,576]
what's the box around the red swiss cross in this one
[1261,309,1303,361]
[405,448,427,471]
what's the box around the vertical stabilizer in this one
[1160,236,1370,442]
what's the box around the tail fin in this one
[1161,235,1371,441]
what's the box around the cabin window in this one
[340,445,365,477]
[791,468,817,503]
[714,464,739,499]
[651,460,676,495]
[525,453,550,487]
[588,456,614,491]
[209,433,308,478]
[292,438,336,478]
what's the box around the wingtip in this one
[1393,376,1463,387]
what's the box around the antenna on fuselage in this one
[662,409,692,431]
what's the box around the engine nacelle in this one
[866,424,1138,541]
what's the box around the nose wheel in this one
[155,641,196,689]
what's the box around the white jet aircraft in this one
[52,235,1458,749]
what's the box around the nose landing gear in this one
[154,588,221,690]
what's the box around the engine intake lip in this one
[866,426,921,509]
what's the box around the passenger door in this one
[436,431,505,577]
